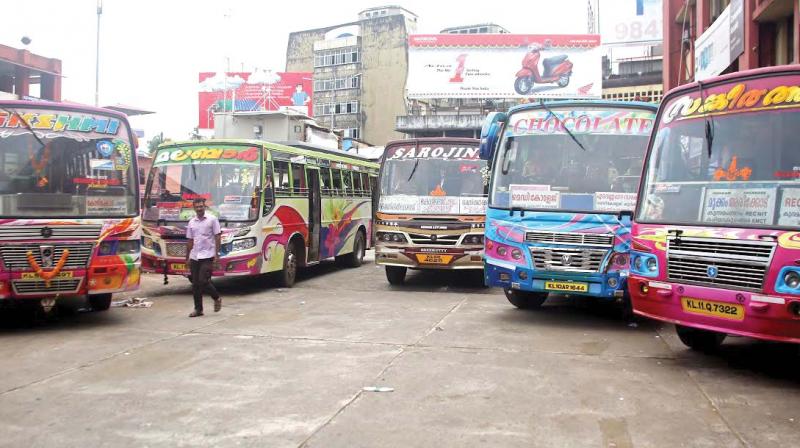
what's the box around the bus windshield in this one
[379,143,486,215]
[143,145,260,222]
[491,106,654,213]
[638,77,800,228]
[0,107,137,218]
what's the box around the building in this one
[440,23,510,34]
[602,47,664,103]
[214,110,341,149]
[285,6,417,146]
[0,43,61,101]
[664,0,799,91]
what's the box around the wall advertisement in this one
[599,0,663,46]
[407,34,602,99]
[694,0,745,81]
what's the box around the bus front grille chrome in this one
[408,233,460,246]
[530,248,607,273]
[525,231,614,247]
[666,236,774,292]
[0,243,93,269]
[12,278,83,295]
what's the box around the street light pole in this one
[95,0,103,106]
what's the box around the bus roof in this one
[0,99,132,121]
[660,64,800,104]
[507,99,658,115]
[159,139,379,168]
[384,137,479,148]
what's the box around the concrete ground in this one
[1,251,798,447]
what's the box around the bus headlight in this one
[231,238,257,252]
[377,232,406,243]
[784,271,800,289]
[511,248,522,260]
[646,257,657,272]
[464,234,484,245]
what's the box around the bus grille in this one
[666,236,774,292]
[166,242,188,257]
[12,278,83,295]
[0,225,102,241]
[0,243,94,269]
[525,231,614,247]
[531,247,608,273]
[408,233,460,246]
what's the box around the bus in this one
[141,139,378,287]
[0,101,141,312]
[480,100,657,309]
[375,138,486,284]
[630,66,800,350]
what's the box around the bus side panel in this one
[320,197,372,259]
[260,198,309,274]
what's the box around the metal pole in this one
[95,0,102,106]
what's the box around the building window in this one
[314,47,361,68]
[316,101,360,116]
[313,75,361,92]
[344,128,360,139]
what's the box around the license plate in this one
[681,297,745,321]
[415,254,454,265]
[544,281,588,292]
[170,263,188,271]
[21,271,73,280]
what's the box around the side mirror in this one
[479,112,507,161]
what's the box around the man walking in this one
[185,198,222,317]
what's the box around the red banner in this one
[198,71,313,129]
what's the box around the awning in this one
[103,104,155,116]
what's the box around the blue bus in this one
[480,100,658,309]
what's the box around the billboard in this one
[198,71,313,129]
[694,0,744,81]
[599,0,663,46]
[407,34,602,99]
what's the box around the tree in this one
[147,133,165,155]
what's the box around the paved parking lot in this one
[1,252,798,447]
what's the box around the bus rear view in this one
[375,138,486,284]
[481,101,657,309]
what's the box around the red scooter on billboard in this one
[514,42,573,95]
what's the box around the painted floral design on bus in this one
[322,200,368,258]
[262,205,310,258]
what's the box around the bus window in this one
[320,169,333,195]
[291,163,306,194]
[353,171,364,195]
[331,169,344,196]
[343,170,354,195]
[274,161,291,194]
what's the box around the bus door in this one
[306,167,322,263]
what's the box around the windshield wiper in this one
[406,158,419,182]
[538,99,587,152]
[0,107,46,151]
[697,80,715,157]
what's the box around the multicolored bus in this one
[630,66,800,350]
[480,100,657,309]
[375,138,486,284]
[141,140,378,287]
[0,101,141,312]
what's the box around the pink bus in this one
[629,66,800,351]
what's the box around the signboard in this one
[599,0,663,46]
[378,195,487,215]
[779,188,800,226]
[154,146,260,166]
[385,144,480,160]
[595,192,637,211]
[508,107,655,136]
[407,34,601,99]
[695,0,744,81]
[86,197,128,216]
[509,185,560,209]
[198,71,313,129]
[701,187,776,225]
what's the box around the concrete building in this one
[440,23,510,34]
[214,110,341,149]
[664,0,799,91]
[602,47,664,103]
[0,43,61,101]
[285,6,417,146]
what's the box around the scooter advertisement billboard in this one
[407,34,601,99]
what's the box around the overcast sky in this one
[2,0,599,140]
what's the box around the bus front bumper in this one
[484,258,626,299]
[142,253,262,277]
[375,245,483,270]
[629,276,800,344]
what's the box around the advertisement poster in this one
[198,71,313,129]
[407,34,601,99]
[379,195,487,215]
[702,187,776,225]
[694,0,744,81]
[509,185,560,209]
[599,0,663,46]
[508,107,656,136]
[595,192,637,211]
[778,188,800,226]
[86,197,128,216]
[460,197,488,215]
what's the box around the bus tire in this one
[675,325,726,352]
[385,266,407,285]
[277,240,301,288]
[504,288,547,309]
[88,294,112,311]
[342,230,366,268]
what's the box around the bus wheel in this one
[504,288,548,309]
[277,242,299,288]
[341,231,366,268]
[88,294,112,311]
[385,266,407,285]
[675,325,726,352]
